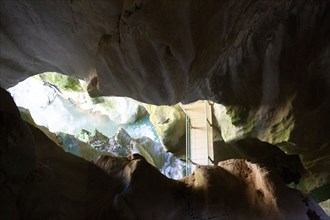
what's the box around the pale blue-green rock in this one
[84,128,185,179]
[8,73,150,137]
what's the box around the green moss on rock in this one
[226,106,250,126]
[37,72,83,92]
[222,104,294,144]
[146,104,186,156]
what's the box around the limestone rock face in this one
[1,0,329,148]
[1,0,330,217]
[95,155,328,220]
[2,88,328,219]
[213,138,305,184]
[1,0,329,154]
[146,104,186,156]
[0,0,328,104]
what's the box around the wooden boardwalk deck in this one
[181,100,213,173]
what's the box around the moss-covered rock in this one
[211,103,244,142]
[213,101,330,199]
[37,72,83,92]
[145,104,186,156]
[213,102,294,145]
[277,141,330,194]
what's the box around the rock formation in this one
[146,104,186,156]
[213,138,306,184]
[1,0,329,150]
[1,88,328,219]
[1,0,330,218]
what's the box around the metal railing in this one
[185,115,192,175]
[179,101,213,175]
[205,101,214,165]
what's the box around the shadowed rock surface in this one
[213,138,306,184]
[0,0,329,160]
[0,88,328,219]
[1,0,330,218]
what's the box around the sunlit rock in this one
[213,159,327,219]
[146,104,186,156]
[213,138,305,185]
[211,98,295,145]
[211,102,243,142]
[86,128,185,180]
[319,200,330,216]
[18,106,101,162]
[95,154,328,219]
[8,74,154,139]
[8,76,112,135]
[38,72,147,125]
[1,90,328,219]
[97,96,147,125]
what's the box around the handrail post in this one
[205,101,209,165]
[185,115,191,175]
[179,103,192,175]
[205,101,214,165]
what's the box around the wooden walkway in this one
[180,100,213,174]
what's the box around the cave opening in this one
[1,0,329,218]
[5,71,330,216]
[7,72,187,180]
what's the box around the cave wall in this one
[1,0,330,212]
[1,86,328,219]
[1,0,328,103]
[1,0,329,142]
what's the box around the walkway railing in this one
[185,115,192,175]
[179,101,214,175]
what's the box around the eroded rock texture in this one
[0,88,328,219]
[0,0,328,102]
[146,104,186,156]
[1,1,329,149]
[1,0,329,141]
[213,138,306,184]
[1,0,330,218]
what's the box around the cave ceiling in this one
[1,0,329,153]
[0,0,327,103]
[0,0,330,218]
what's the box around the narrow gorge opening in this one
[4,71,330,218]
[8,72,186,180]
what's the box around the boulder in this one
[146,104,186,156]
